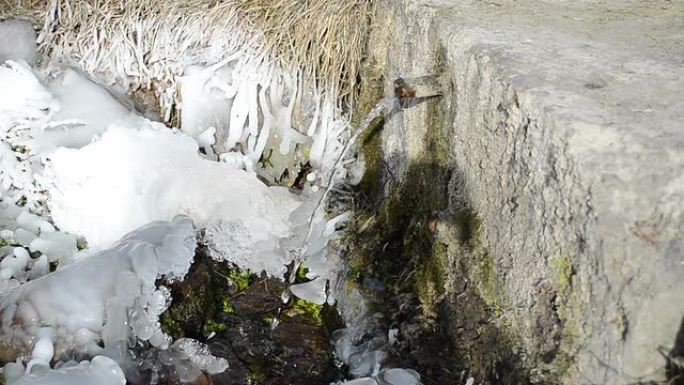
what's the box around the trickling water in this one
[289,94,398,285]
[321,77,445,385]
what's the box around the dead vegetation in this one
[0,0,372,115]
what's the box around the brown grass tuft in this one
[0,0,372,113]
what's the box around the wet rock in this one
[160,250,333,385]
[215,277,331,385]
[0,340,20,366]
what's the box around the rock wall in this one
[359,1,684,383]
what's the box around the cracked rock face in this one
[360,1,684,384]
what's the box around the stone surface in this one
[363,1,684,383]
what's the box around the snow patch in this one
[0,20,37,65]
[45,124,302,276]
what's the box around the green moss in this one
[77,241,88,250]
[297,266,309,280]
[290,299,324,326]
[204,319,227,335]
[551,256,575,294]
[228,269,254,291]
[222,298,236,315]
[416,242,449,316]
[434,241,448,266]
[161,315,184,338]
[160,260,223,339]
[548,256,581,379]
[482,253,496,303]
[358,116,385,200]
[479,252,502,316]
[246,366,266,383]
[416,257,444,315]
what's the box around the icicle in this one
[227,81,250,149]
[247,79,259,136]
[307,90,322,137]
[251,80,272,162]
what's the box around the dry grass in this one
[241,0,371,106]
[0,0,372,115]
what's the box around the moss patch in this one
[346,91,460,383]
[478,251,501,312]
[416,241,448,317]
[355,57,386,202]
[227,269,255,292]
[286,299,324,326]
[551,255,575,295]
[345,65,534,383]
[160,251,336,384]
[160,252,251,340]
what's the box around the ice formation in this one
[0,35,342,283]
[331,317,423,385]
[337,369,422,385]
[44,124,302,276]
[0,216,196,356]
[0,200,77,285]
[5,355,126,385]
[179,56,350,183]
[0,216,231,384]
[0,57,146,213]
[32,68,143,153]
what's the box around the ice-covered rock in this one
[0,61,144,212]
[338,378,378,385]
[0,200,77,282]
[333,366,422,385]
[0,216,196,358]
[331,315,424,384]
[45,124,302,276]
[170,338,229,375]
[5,355,126,385]
[375,368,421,385]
